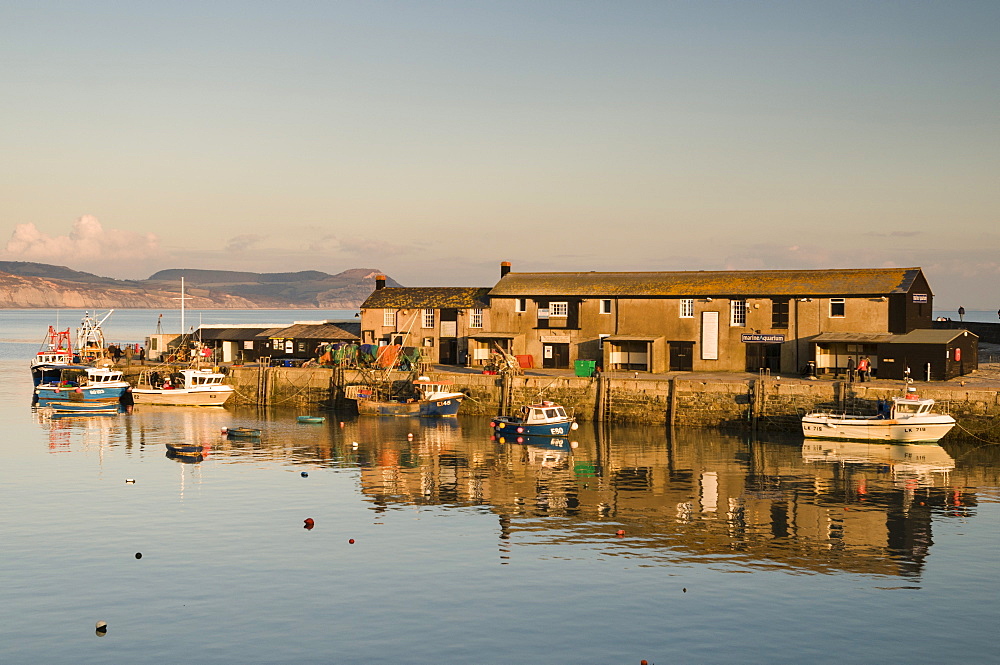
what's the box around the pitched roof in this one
[267,322,360,340]
[196,326,273,341]
[362,287,491,309]
[488,268,926,298]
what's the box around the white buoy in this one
[352,441,359,448]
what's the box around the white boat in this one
[130,369,234,406]
[802,387,955,443]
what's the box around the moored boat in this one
[346,377,464,417]
[297,415,326,424]
[47,401,122,414]
[35,366,130,404]
[801,387,956,443]
[131,369,234,406]
[490,401,578,437]
[30,327,77,386]
[225,426,261,439]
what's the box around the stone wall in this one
[221,366,1000,438]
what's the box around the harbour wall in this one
[213,366,1000,438]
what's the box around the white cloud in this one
[4,215,161,264]
[225,234,267,252]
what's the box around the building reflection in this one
[30,403,994,578]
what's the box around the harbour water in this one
[1,311,998,663]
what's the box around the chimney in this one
[375,274,386,290]
[500,261,511,278]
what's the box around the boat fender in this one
[516,427,524,433]
[570,422,579,430]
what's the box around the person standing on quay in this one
[857,356,871,382]
[847,356,856,382]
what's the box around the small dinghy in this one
[297,415,326,424]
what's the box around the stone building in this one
[359,275,491,365]
[486,262,941,375]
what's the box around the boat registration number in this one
[91,390,105,395]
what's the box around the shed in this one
[265,321,361,361]
[876,329,978,381]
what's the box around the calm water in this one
[2,312,999,664]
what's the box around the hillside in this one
[0,262,401,308]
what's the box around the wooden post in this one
[668,377,677,429]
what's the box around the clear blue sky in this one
[1,1,997,310]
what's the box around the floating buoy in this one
[683,588,687,593]
[351,441,359,448]
[349,538,355,544]
[220,427,228,434]
[125,479,135,484]
[303,518,315,530]
[616,529,625,537]
[339,421,344,427]
[407,433,413,439]
[135,552,142,559]
[95,621,108,636]
[301,471,308,478]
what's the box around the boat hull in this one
[356,395,462,417]
[131,387,234,406]
[492,418,576,437]
[801,414,955,443]
[47,401,121,414]
[35,385,127,404]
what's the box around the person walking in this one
[857,356,871,382]
[846,356,856,382]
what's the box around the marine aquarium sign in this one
[912,293,928,303]
[741,334,785,343]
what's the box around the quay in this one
[120,359,1000,440]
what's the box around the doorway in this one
[745,343,782,372]
[669,342,693,371]
[542,343,570,369]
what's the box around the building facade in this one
[359,276,491,365]
[486,262,937,375]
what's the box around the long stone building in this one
[360,262,977,380]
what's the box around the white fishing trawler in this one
[802,387,955,443]
[130,369,234,406]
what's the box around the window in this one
[550,302,568,317]
[830,298,845,318]
[383,309,396,327]
[600,299,612,314]
[730,300,746,326]
[680,298,694,318]
[515,298,527,313]
[771,298,789,328]
[422,309,435,328]
[470,308,483,328]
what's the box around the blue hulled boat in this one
[490,401,578,437]
[35,366,130,404]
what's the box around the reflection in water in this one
[28,405,995,580]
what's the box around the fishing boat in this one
[490,401,579,437]
[801,387,956,443]
[130,369,234,406]
[30,327,77,386]
[35,366,130,404]
[346,377,465,417]
[75,310,114,364]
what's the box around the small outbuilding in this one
[875,328,978,381]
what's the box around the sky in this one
[1,1,997,310]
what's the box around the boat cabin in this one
[412,378,463,400]
[520,401,571,425]
[51,367,125,387]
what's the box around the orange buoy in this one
[616,529,625,537]
[303,518,315,530]
[349,538,355,544]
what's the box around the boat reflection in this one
[802,439,955,488]
[166,443,210,463]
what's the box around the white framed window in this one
[515,298,527,313]
[829,298,845,317]
[470,308,483,328]
[600,299,612,314]
[550,302,568,317]
[730,299,746,326]
[680,298,694,318]
[383,309,396,327]
[422,309,435,328]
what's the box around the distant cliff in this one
[0,262,401,309]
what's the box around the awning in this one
[468,332,521,339]
[811,332,894,344]
[602,335,663,342]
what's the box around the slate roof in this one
[196,327,274,341]
[362,287,491,309]
[488,268,926,298]
[266,322,360,340]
